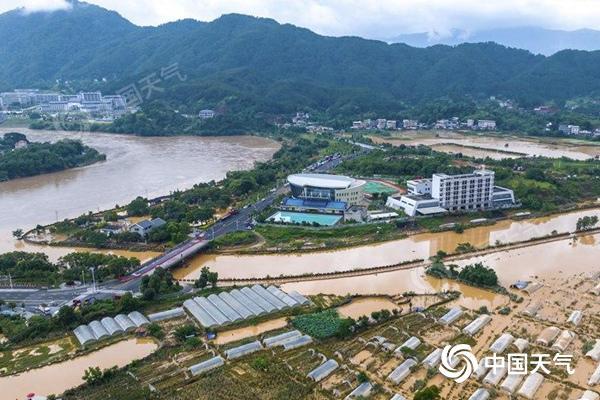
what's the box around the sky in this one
[3,0,600,39]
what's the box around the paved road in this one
[0,149,369,306]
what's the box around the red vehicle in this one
[220,209,238,221]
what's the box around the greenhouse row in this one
[439,307,463,325]
[394,336,420,355]
[345,381,372,400]
[183,285,309,328]
[567,310,583,326]
[224,340,263,360]
[467,388,489,400]
[188,356,225,376]
[422,348,442,368]
[148,307,186,322]
[489,333,514,354]
[589,363,600,386]
[387,358,417,384]
[307,359,339,382]
[390,394,407,400]
[73,311,150,345]
[463,314,492,336]
[586,340,600,361]
[580,390,600,400]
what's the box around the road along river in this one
[173,208,600,281]
[0,128,280,258]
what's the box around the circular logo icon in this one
[439,344,478,383]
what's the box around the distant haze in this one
[385,27,600,55]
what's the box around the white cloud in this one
[1,0,600,37]
[12,0,72,14]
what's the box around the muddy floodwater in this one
[371,131,600,160]
[0,128,279,257]
[174,208,600,280]
[0,338,157,399]
[281,232,600,300]
[213,317,288,345]
[337,297,400,319]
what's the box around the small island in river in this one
[0,132,106,181]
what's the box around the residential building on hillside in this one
[199,109,215,119]
[129,218,167,237]
[477,120,497,130]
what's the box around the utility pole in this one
[8,273,13,289]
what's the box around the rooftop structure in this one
[129,217,166,237]
[287,173,366,207]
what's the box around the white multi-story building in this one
[391,170,517,216]
[386,120,397,129]
[432,170,495,212]
[376,119,387,130]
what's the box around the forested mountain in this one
[2,1,600,115]
[386,27,600,56]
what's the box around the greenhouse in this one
[184,286,308,328]
[183,299,218,328]
[387,359,417,384]
[588,363,600,386]
[551,330,576,352]
[251,284,287,309]
[513,338,529,352]
[288,290,310,305]
[307,359,339,382]
[482,365,507,386]
[579,390,600,400]
[395,336,421,353]
[101,317,124,336]
[591,283,600,295]
[147,307,186,322]
[195,297,230,325]
[229,289,266,316]
[439,307,463,325]
[390,395,407,400]
[345,382,372,399]
[522,301,543,317]
[74,325,96,346]
[114,314,137,331]
[207,294,243,322]
[128,311,150,327]
[282,335,313,350]
[224,341,263,360]
[267,285,299,307]
[467,388,490,400]
[536,326,560,346]
[463,314,492,336]
[422,348,442,368]
[585,340,600,361]
[500,373,524,394]
[188,356,225,376]
[241,287,277,313]
[473,359,489,380]
[567,310,583,326]
[263,330,302,348]
[218,292,254,319]
[489,333,514,354]
[517,372,544,399]
[89,320,110,340]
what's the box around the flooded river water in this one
[174,208,600,281]
[0,128,279,257]
[371,131,600,160]
[0,338,157,399]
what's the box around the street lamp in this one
[89,267,97,293]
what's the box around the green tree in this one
[414,385,441,400]
[126,197,149,217]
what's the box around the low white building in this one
[199,109,215,119]
[386,195,446,217]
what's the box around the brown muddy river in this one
[371,131,600,160]
[1,338,157,399]
[0,128,279,256]
[174,208,600,280]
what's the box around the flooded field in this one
[0,128,279,255]
[0,337,157,399]
[429,143,523,160]
[174,208,600,280]
[213,317,288,345]
[371,131,600,160]
[281,232,600,299]
[337,297,400,319]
